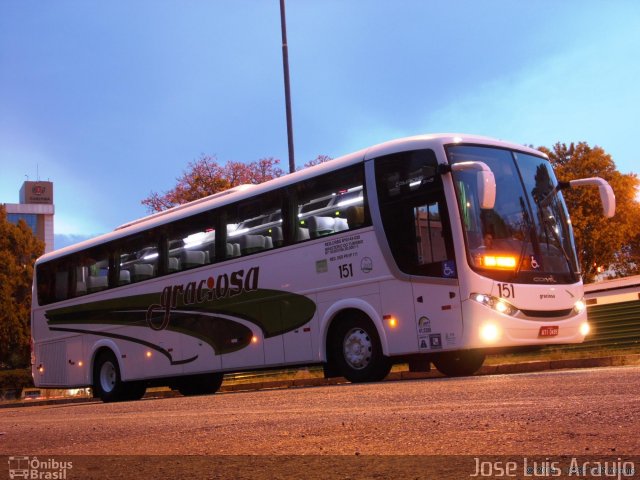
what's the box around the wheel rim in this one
[342,327,372,370]
[99,361,117,393]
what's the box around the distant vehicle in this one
[31,134,615,402]
[22,389,41,400]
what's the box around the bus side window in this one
[86,258,109,293]
[227,191,283,257]
[293,164,369,243]
[167,211,216,271]
[117,234,160,284]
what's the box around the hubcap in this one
[99,361,117,393]
[343,328,372,370]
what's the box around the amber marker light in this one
[383,315,398,328]
[251,336,259,344]
[481,255,517,269]
[146,351,152,358]
[78,361,84,367]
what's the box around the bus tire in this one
[122,381,147,401]
[331,314,391,383]
[176,372,224,396]
[433,350,486,377]
[93,350,126,403]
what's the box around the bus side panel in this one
[33,335,86,388]
[411,279,463,353]
[378,279,418,356]
[318,291,384,360]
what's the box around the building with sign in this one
[3,181,55,253]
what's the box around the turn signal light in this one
[481,255,517,269]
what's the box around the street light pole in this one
[279,0,295,173]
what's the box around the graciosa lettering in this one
[146,266,260,330]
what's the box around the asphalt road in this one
[1,366,639,479]
[0,366,640,480]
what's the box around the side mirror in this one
[568,177,616,218]
[450,161,496,209]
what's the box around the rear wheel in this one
[176,372,224,396]
[94,351,125,402]
[433,350,486,377]
[330,315,391,383]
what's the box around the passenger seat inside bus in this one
[75,281,87,296]
[87,275,108,293]
[180,249,207,269]
[239,234,266,254]
[129,263,154,283]
[226,243,241,257]
[168,256,180,272]
[119,270,131,285]
[308,216,336,238]
[269,226,283,247]
[296,227,310,241]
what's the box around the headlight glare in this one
[580,322,590,336]
[479,323,501,343]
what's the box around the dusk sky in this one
[1,1,638,249]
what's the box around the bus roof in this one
[37,133,544,264]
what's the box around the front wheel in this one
[331,315,391,383]
[432,350,486,377]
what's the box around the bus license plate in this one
[539,326,559,337]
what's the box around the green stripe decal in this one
[45,283,316,355]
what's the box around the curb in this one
[2,353,639,408]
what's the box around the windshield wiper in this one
[535,193,576,275]
[514,197,538,278]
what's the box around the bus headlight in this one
[574,299,586,314]
[471,293,519,317]
[479,323,501,343]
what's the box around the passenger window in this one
[294,164,369,242]
[167,212,216,271]
[118,235,159,284]
[76,253,110,295]
[226,192,283,257]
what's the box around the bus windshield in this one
[447,145,580,284]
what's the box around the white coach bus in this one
[31,134,615,402]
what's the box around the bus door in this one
[373,148,463,353]
[411,201,463,353]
